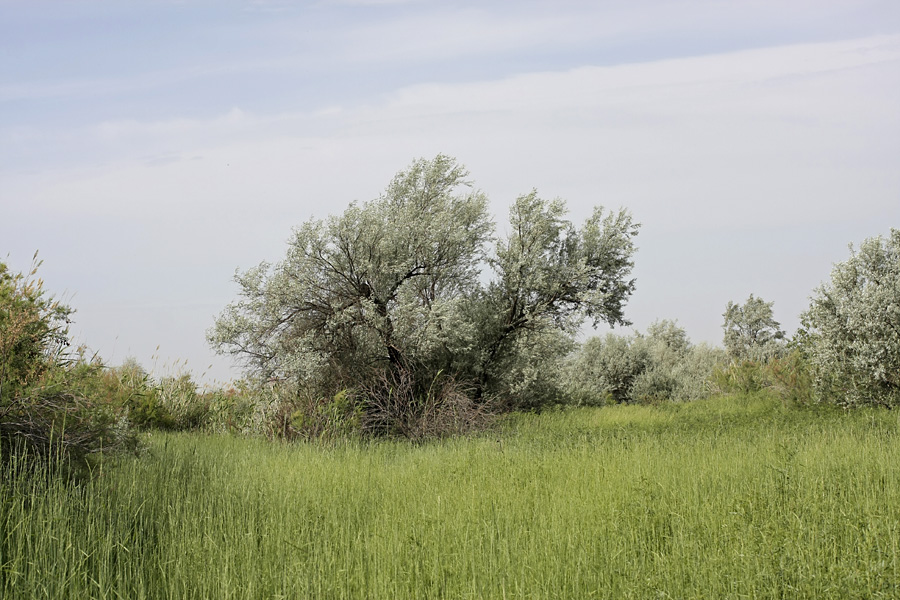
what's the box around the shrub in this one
[568,320,726,405]
[769,351,814,407]
[711,351,814,406]
[801,229,900,407]
[0,258,136,474]
[711,360,770,395]
[203,384,256,433]
[668,343,727,401]
[567,332,648,405]
[155,373,209,430]
[359,368,495,441]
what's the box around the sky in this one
[2,0,899,385]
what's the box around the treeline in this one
[2,156,898,471]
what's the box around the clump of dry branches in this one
[359,367,496,442]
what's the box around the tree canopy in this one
[722,294,785,361]
[801,229,900,407]
[209,155,639,406]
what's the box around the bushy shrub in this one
[80,359,176,430]
[203,384,256,433]
[567,320,726,404]
[711,351,814,406]
[568,332,648,405]
[801,229,900,407]
[154,373,209,430]
[72,358,211,432]
[486,325,574,409]
[0,258,136,474]
[216,367,495,442]
[768,351,814,406]
[668,343,727,401]
[0,258,71,403]
[711,360,769,395]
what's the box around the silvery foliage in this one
[631,320,704,402]
[209,155,639,402]
[469,190,639,398]
[568,332,648,404]
[801,229,900,407]
[722,294,786,362]
[490,324,575,408]
[567,320,725,404]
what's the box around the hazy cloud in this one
[2,2,898,383]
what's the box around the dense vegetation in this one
[0,257,135,474]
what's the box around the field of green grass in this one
[3,393,900,599]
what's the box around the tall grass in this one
[3,393,899,598]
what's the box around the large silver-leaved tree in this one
[209,155,639,406]
[801,229,900,407]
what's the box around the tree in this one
[801,229,900,407]
[209,155,639,411]
[722,294,785,361]
[208,155,493,386]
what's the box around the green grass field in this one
[3,393,900,599]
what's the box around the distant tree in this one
[801,229,900,407]
[566,320,725,405]
[209,155,639,413]
[722,294,785,361]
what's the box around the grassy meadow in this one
[3,393,900,599]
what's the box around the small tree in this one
[801,229,900,407]
[722,294,785,361]
[567,332,649,405]
[210,155,639,422]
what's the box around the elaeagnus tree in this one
[208,155,639,408]
[801,229,900,407]
[722,294,786,362]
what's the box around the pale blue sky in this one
[2,0,899,384]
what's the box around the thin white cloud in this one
[17,35,898,226]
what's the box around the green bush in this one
[154,373,209,430]
[568,320,726,405]
[568,332,649,405]
[203,384,256,433]
[711,351,814,406]
[0,258,136,474]
[712,360,770,395]
[287,389,362,441]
